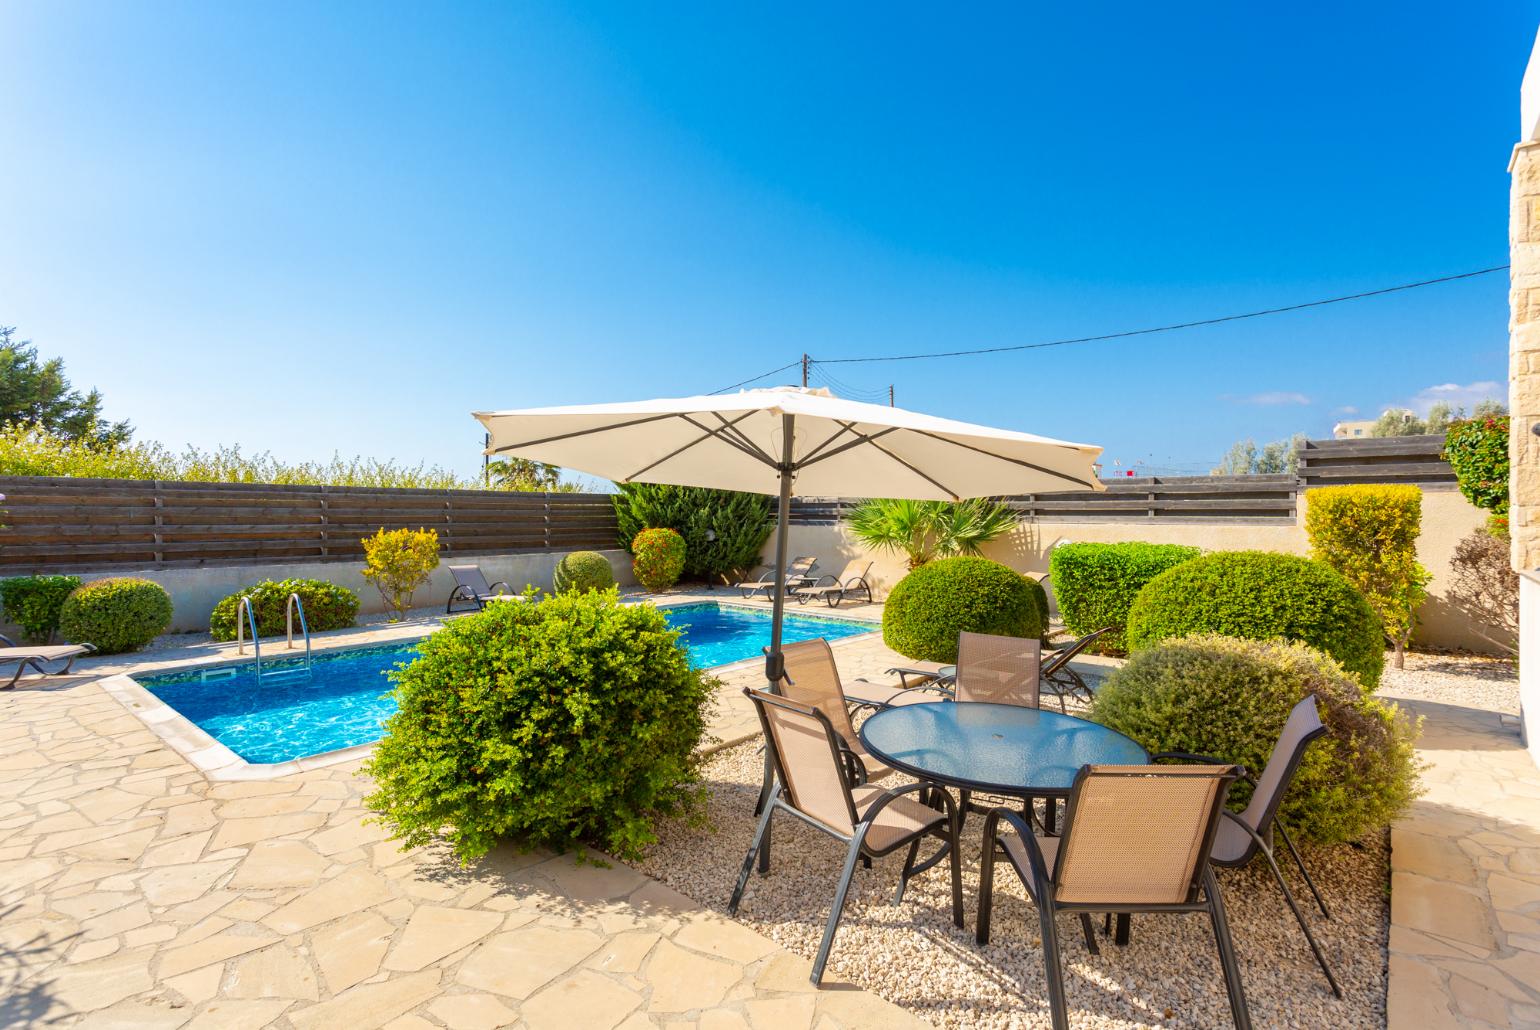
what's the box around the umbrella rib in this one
[706,413,781,467]
[797,423,862,465]
[489,412,685,453]
[796,423,899,471]
[906,430,1100,489]
[620,412,773,482]
[861,435,960,500]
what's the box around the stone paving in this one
[0,600,926,1030]
[1379,689,1540,1029]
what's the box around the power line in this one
[812,265,1509,366]
[707,359,803,395]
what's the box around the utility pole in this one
[483,433,490,488]
[801,353,809,388]
[889,385,894,407]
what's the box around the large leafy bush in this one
[883,556,1044,663]
[1305,485,1430,669]
[0,575,81,643]
[613,484,772,581]
[209,578,360,641]
[361,527,440,618]
[1126,551,1384,688]
[1443,414,1509,517]
[552,551,616,594]
[1091,634,1421,844]
[58,577,173,654]
[364,589,714,862]
[1048,542,1201,653]
[631,528,686,592]
[845,497,1021,570]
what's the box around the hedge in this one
[1048,542,1201,653]
[58,577,173,654]
[1126,551,1385,688]
[0,575,82,643]
[210,579,361,641]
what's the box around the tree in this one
[844,497,1021,570]
[485,457,561,491]
[1370,409,1425,437]
[0,327,131,445]
[1211,434,1302,475]
[611,484,773,581]
[1426,402,1455,434]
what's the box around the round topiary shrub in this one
[1091,634,1422,844]
[1048,541,1202,653]
[1126,550,1385,689]
[59,577,174,654]
[632,528,686,592]
[883,556,1045,663]
[552,551,616,594]
[363,588,713,862]
[209,578,361,642]
[1023,575,1049,641]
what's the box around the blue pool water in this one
[137,602,874,765]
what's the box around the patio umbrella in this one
[474,385,1103,685]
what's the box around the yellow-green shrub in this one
[58,577,173,654]
[361,527,440,619]
[1305,485,1430,669]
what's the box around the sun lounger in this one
[446,564,518,613]
[791,560,873,608]
[734,556,817,600]
[0,635,96,689]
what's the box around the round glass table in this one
[858,701,1149,798]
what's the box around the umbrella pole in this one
[756,413,795,874]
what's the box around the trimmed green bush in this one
[58,577,173,654]
[632,528,686,592]
[0,575,82,643]
[883,557,1045,663]
[1091,634,1422,844]
[552,551,616,594]
[1126,551,1385,688]
[363,589,714,862]
[1023,576,1050,641]
[1048,542,1201,653]
[209,579,361,641]
[613,484,773,581]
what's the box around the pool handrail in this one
[236,595,261,682]
[285,592,312,676]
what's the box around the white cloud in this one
[1242,391,1312,406]
[1401,381,1504,416]
[1332,405,1360,416]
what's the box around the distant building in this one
[1332,419,1374,439]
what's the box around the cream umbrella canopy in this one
[475,385,1103,684]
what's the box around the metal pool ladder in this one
[235,595,262,681]
[232,593,312,684]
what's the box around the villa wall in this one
[768,485,1496,653]
[2,548,637,636]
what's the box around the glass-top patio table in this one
[858,701,1149,798]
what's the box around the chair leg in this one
[730,801,777,915]
[1257,845,1342,998]
[1078,913,1101,955]
[1038,898,1071,1030]
[1276,821,1331,919]
[755,755,775,874]
[811,832,868,986]
[1204,868,1253,1030]
[893,838,922,906]
[976,823,998,945]
[1114,913,1130,946]
[947,811,964,929]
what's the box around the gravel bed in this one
[1376,652,1518,715]
[628,742,1388,1029]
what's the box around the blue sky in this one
[1,2,1533,480]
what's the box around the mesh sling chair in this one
[445,564,514,614]
[735,556,817,600]
[1152,694,1341,998]
[731,687,964,986]
[792,560,875,608]
[977,765,1252,1030]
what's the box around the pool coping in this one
[100,596,881,781]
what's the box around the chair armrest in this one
[1151,752,1252,783]
[488,581,512,595]
[981,806,1053,887]
[885,683,954,705]
[857,779,958,827]
[0,632,15,648]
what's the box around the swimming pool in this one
[135,602,874,765]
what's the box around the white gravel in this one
[629,741,1389,1029]
[1376,652,1518,715]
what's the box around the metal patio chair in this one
[977,764,1252,1030]
[792,560,874,608]
[1152,694,1342,998]
[734,555,818,600]
[731,687,963,986]
[846,631,1040,710]
[445,564,515,614]
[0,635,97,690]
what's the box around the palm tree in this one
[486,457,561,491]
[844,497,1020,570]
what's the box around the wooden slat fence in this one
[0,478,619,572]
